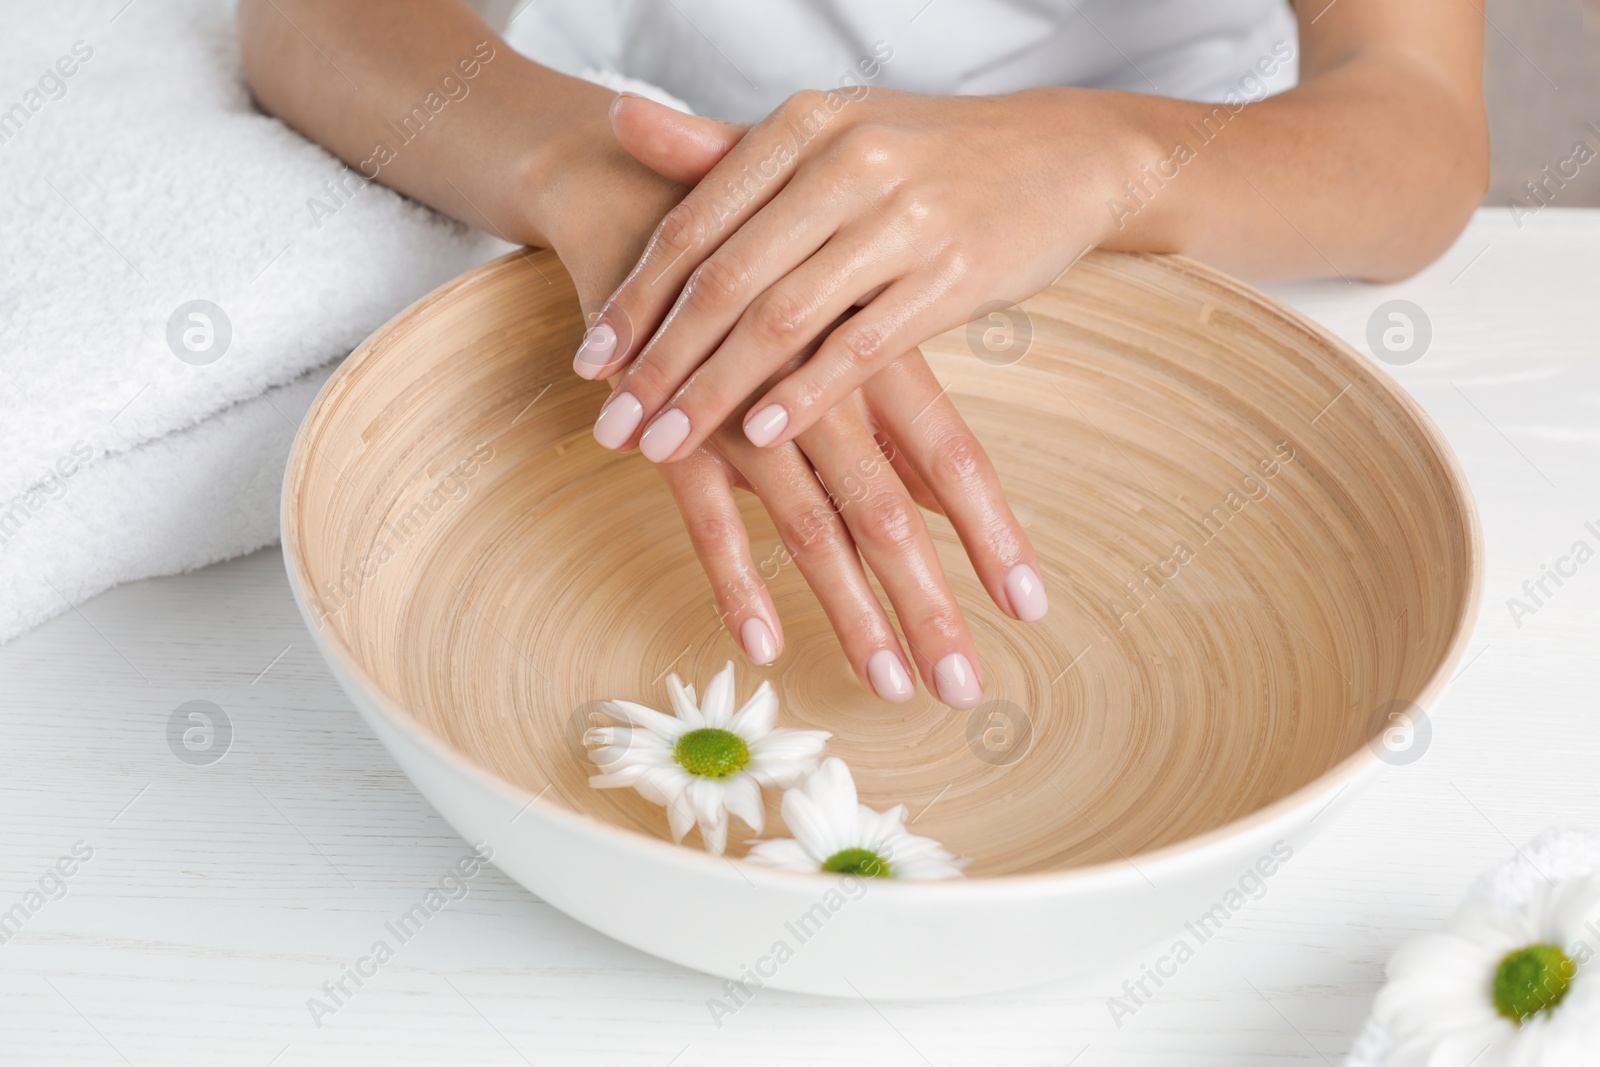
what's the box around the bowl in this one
[281,248,1480,998]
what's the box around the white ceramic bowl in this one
[282,249,1480,997]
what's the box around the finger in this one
[864,353,1047,623]
[741,275,966,449]
[577,91,838,380]
[630,221,915,463]
[609,94,747,186]
[874,420,940,514]
[602,174,862,457]
[709,428,915,703]
[572,101,744,384]
[653,444,783,666]
[795,400,984,708]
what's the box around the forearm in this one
[1101,60,1487,281]
[236,0,631,249]
[1098,0,1486,282]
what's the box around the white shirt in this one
[499,0,1299,120]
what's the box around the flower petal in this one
[665,675,705,728]
[778,790,841,863]
[1548,872,1600,945]
[747,732,830,787]
[631,765,693,806]
[876,824,967,879]
[603,699,689,741]
[728,679,778,739]
[701,661,737,728]
[722,774,765,835]
[684,776,727,827]
[809,758,862,833]
[666,796,696,843]
[745,838,817,872]
[701,812,730,855]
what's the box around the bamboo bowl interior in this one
[285,249,1477,878]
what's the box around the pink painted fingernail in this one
[867,650,914,703]
[740,617,778,665]
[744,404,789,447]
[593,392,643,449]
[639,409,691,462]
[933,653,981,708]
[1005,563,1049,622]
[573,322,617,378]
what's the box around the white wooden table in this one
[3,208,1597,1066]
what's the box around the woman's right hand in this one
[536,94,1045,708]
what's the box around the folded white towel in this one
[0,367,333,641]
[0,0,507,641]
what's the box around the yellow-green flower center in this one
[821,847,892,878]
[673,727,750,779]
[1493,943,1575,1023]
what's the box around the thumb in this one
[610,93,747,186]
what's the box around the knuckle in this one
[778,89,830,124]
[834,321,889,366]
[656,201,707,256]
[928,432,984,484]
[781,505,841,554]
[856,489,920,552]
[840,123,899,165]
[749,289,810,346]
[921,608,966,643]
[686,254,747,313]
[889,188,933,224]
[935,248,973,284]
[686,513,740,555]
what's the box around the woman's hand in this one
[573,88,1152,460]
[648,345,1041,708]
[565,97,1047,708]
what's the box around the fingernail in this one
[744,403,789,447]
[933,653,981,708]
[867,650,914,703]
[1005,563,1049,622]
[639,409,691,462]
[573,322,617,378]
[740,617,777,665]
[593,392,643,449]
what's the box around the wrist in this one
[504,68,625,248]
[1015,86,1191,254]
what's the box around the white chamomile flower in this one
[1373,872,1600,1067]
[584,661,829,855]
[745,758,968,880]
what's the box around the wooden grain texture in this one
[283,248,1478,876]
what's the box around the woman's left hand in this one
[575,87,1154,461]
